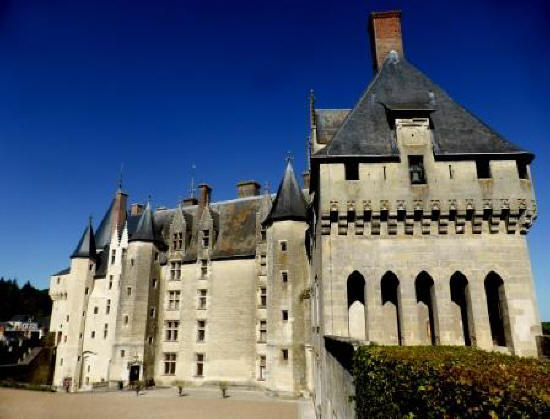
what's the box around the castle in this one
[48,10,542,409]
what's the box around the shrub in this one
[353,346,550,418]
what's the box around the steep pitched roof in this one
[313,52,533,161]
[129,201,156,242]
[94,199,115,249]
[263,161,307,225]
[71,219,96,259]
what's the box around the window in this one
[168,291,181,310]
[108,276,113,290]
[154,252,159,261]
[150,307,155,318]
[196,353,204,377]
[148,336,153,345]
[152,279,158,289]
[260,254,266,266]
[197,320,206,342]
[198,289,207,309]
[259,355,266,380]
[260,227,266,241]
[517,160,529,180]
[111,249,116,264]
[259,320,267,343]
[66,315,69,322]
[120,350,125,358]
[127,287,132,297]
[170,261,182,280]
[164,353,176,375]
[281,271,288,283]
[172,232,183,250]
[122,249,127,259]
[85,287,89,295]
[202,229,209,247]
[57,277,60,284]
[345,162,359,180]
[94,306,98,315]
[280,241,287,252]
[131,258,134,266]
[408,155,426,184]
[106,300,111,315]
[89,264,93,271]
[282,310,288,321]
[260,287,267,308]
[124,315,129,325]
[91,331,95,339]
[165,321,179,341]
[63,335,67,343]
[282,349,288,361]
[201,259,208,275]
[476,159,491,179]
[103,323,108,339]
[60,358,63,366]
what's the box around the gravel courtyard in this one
[0,387,314,419]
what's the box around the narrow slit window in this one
[345,162,359,180]
[517,160,529,180]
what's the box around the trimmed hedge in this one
[353,346,550,418]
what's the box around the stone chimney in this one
[198,184,212,207]
[369,10,403,72]
[130,203,144,216]
[302,171,310,190]
[237,181,261,198]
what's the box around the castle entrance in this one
[129,365,140,382]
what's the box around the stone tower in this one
[263,160,310,395]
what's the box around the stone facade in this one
[48,12,542,419]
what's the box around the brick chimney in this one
[112,189,127,234]
[198,184,212,207]
[237,181,261,198]
[130,203,144,216]
[369,10,403,72]
[302,171,310,190]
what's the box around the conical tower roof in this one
[263,160,307,225]
[129,201,156,242]
[71,218,96,259]
[94,199,115,249]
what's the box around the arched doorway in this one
[380,271,401,345]
[415,271,437,345]
[484,272,509,347]
[450,272,472,346]
[347,271,366,340]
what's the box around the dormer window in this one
[408,155,426,184]
[172,232,183,251]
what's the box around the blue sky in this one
[0,1,548,319]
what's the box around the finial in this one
[88,215,93,226]
[147,195,152,206]
[263,181,270,195]
[286,151,294,164]
[118,163,124,192]
[189,163,197,199]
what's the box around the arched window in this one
[450,272,472,346]
[347,271,366,340]
[415,271,437,345]
[380,271,401,345]
[484,272,509,347]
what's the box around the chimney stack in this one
[237,181,261,198]
[369,11,403,72]
[130,203,144,216]
[181,197,198,207]
[198,184,212,207]
[112,189,128,234]
[302,171,310,190]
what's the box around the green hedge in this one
[353,346,549,418]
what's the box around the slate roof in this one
[71,219,96,259]
[129,202,156,242]
[313,52,533,162]
[94,199,115,249]
[263,161,308,225]
[53,267,70,276]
